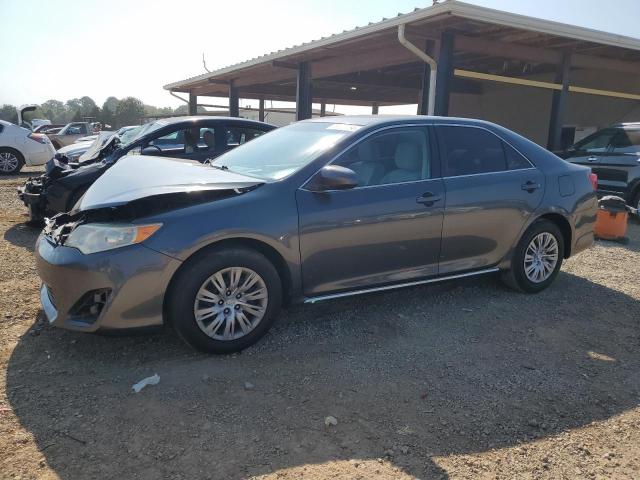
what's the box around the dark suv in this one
[562,123,640,209]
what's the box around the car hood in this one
[57,142,93,155]
[79,155,264,211]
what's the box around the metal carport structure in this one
[164,0,640,149]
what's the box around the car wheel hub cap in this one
[193,267,268,341]
[524,232,559,283]
[0,152,18,172]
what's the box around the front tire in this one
[502,219,564,293]
[0,148,25,174]
[167,247,282,354]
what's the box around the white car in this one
[0,119,56,174]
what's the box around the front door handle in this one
[587,156,599,163]
[521,181,541,193]
[416,192,442,205]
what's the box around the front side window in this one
[150,127,215,154]
[211,122,356,180]
[439,126,511,177]
[571,128,618,153]
[610,129,640,154]
[333,128,431,187]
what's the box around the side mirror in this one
[307,165,359,192]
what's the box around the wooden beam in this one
[454,69,562,90]
[568,85,640,101]
[258,98,265,122]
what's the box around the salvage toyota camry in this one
[36,116,597,353]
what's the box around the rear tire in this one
[167,247,282,354]
[501,219,564,293]
[0,148,25,174]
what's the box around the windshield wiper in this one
[210,164,228,170]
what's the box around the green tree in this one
[40,99,66,123]
[0,104,18,124]
[100,97,119,129]
[71,109,83,121]
[79,96,97,118]
[66,98,82,113]
[173,104,207,115]
[103,96,119,114]
[114,97,145,128]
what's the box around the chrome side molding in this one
[304,267,500,304]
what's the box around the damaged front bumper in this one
[35,221,182,332]
[18,177,45,205]
[18,176,48,223]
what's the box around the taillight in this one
[589,173,598,190]
[27,133,50,144]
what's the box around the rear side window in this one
[440,126,515,177]
[504,142,532,170]
[610,130,640,153]
[0,125,4,134]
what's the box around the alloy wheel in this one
[0,152,19,173]
[523,232,559,283]
[193,267,268,341]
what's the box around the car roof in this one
[611,122,640,129]
[303,115,504,129]
[152,116,276,129]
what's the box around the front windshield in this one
[117,125,143,146]
[124,120,166,145]
[211,122,360,180]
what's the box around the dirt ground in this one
[0,167,639,480]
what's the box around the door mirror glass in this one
[307,165,359,192]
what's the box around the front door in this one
[435,125,545,274]
[296,126,445,297]
[591,128,640,199]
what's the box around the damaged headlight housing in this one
[65,223,162,254]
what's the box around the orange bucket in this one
[594,209,628,240]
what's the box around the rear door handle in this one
[587,156,599,163]
[416,192,442,205]
[521,181,541,193]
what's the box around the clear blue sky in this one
[0,0,638,109]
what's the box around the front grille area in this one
[68,289,112,324]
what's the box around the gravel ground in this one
[1,168,639,480]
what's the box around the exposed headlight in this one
[65,223,162,254]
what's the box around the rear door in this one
[436,125,544,275]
